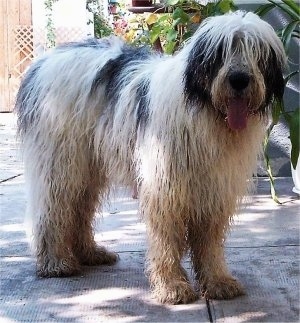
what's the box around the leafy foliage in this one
[86,0,114,38]
[44,0,57,48]
[126,0,236,54]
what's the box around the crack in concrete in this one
[0,173,23,184]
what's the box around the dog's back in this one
[15,11,286,304]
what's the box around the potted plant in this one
[131,0,153,8]
[127,0,236,54]
[86,0,114,37]
[256,0,300,200]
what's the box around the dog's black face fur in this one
[184,34,224,107]
[258,47,285,108]
[183,32,285,119]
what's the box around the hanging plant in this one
[86,0,114,38]
[44,0,57,48]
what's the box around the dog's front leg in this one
[141,194,198,304]
[188,215,245,300]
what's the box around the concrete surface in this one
[0,113,299,322]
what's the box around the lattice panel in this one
[13,25,34,78]
[10,25,35,105]
[13,25,88,75]
[13,25,87,73]
[55,27,87,44]
[9,25,88,107]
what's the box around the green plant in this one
[44,0,57,48]
[126,0,236,53]
[86,0,114,38]
[256,0,300,203]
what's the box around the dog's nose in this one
[229,72,250,91]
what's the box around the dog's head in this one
[183,11,286,130]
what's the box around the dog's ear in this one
[184,35,223,106]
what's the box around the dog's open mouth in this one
[226,97,248,131]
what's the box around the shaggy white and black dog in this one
[16,11,286,304]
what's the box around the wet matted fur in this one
[16,11,286,304]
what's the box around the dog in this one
[16,11,286,304]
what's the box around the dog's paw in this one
[203,276,245,300]
[154,281,198,304]
[37,257,81,277]
[80,246,119,266]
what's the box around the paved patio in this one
[0,113,299,322]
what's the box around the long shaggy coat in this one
[16,11,286,304]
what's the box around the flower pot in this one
[291,162,300,195]
[131,0,152,7]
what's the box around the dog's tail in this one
[15,56,47,139]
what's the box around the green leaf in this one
[146,13,158,26]
[267,0,299,21]
[284,70,299,84]
[282,20,300,52]
[255,3,276,16]
[285,108,300,169]
[218,0,234,13]
[166,0,179,5]
[282,0,300,16]
[149,25,161,44]
[166,29,178,42]
[157,14,171,24]
[292,30,300,38]
[272,98,283,124]
[172,8,190,24]
[182,30,193,41]
[172,17,181,28]
[165,41,176,54]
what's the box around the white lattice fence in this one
[9,25,35,105]
[13,25,88,75]
[9,25,88,109]
[13,25,34,78]
[55,26,87,44]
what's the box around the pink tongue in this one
[227,98,248,130]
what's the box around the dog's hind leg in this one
[25,144,82,277]
[141,194,198,304]
[188,215,245,300]
[26,132,116,277]
[73,158,118,266]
